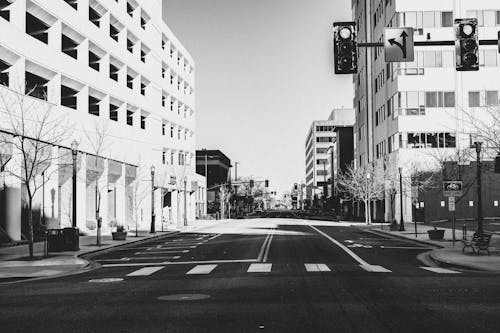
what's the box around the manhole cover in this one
[88,278,124,283]
[158,294,210,301]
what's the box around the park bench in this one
[462,232,492,255]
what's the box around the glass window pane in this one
[441,12,453,27]
[416,11,423,28]
[423,12,435,28]
[436,51,443,67]
[469,91,480,107]
[423,51,436,67]
[497,11,500,25]
[445,133,456,148]
[405,12,417,28]
[427,133,438,148]
[486,91,498,106]
[438,133,445,148]
[484,50,497,66]
[442,51,454,67]
[484,10,495,27]
[444,92,455,107]
[408,133,420,148]
[426,92,437,107]
[407,92,418,107]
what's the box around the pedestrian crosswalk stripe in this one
[186,264,218,275]
[304,263,331,272]
[360,264,392,273]
[247,263,272,273]
[127,266,165,276]
[421,267,460,274]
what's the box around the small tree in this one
[128,163,150,236]
[336,163,385,225]
[0,85,70,258]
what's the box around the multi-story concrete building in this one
[353,0,500,222]
[0,0,205,242]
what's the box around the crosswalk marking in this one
[360,264,392,273]
[247,263,272,273]
[421,267,461,274]
[186,264,218,275]
[127,266,165,276]
[304,263,331,272]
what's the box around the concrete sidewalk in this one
[371,223,500,272]
[0,219,227,281]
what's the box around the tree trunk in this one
[364,199,371,225]
[27,197,34,258]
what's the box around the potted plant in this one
[427,226,445,240]
[112,223,127,241]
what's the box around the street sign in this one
[384,27,414,62]
[443,181,463,197]
[448,196,456,212]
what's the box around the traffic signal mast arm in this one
[357,39,498,47]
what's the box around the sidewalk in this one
[371,223,500,272]
[0,219,226,281]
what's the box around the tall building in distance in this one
[353,0,500,222]
[305,108,354,207]
[0,0,204,242]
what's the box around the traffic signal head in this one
[333,22,357,74]
[455,18,479,71]
[265,180,269,187]
[249,179,254,188]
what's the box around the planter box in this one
[112,231,127,241]
[427,229,445,240]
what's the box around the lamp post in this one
[474,141,484,234]
[150,165,155,234]
[71,140,79,228]
[366,172,371,225]
[399,167,405,231]
[184,176,188,227]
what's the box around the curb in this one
[427,250,500,272]
[368,229,445,249]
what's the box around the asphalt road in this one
[1,218,500,332]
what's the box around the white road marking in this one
[304,263,331,272]
[257,231,273,261]
[421,267,461,274]
[263,228,275,262]
[101,259,258,268]
[360,265,392,273]
[247,263,272,273]
[160,246,197,250]
[309,225,372,266]
[127,266,165,276]
[208,233,223,241]
[186,264,218,275]
[134,250,189,255]
[380,246,430,250]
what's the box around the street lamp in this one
[150,165,155,234]
[184,176,188,227]
[474,141,484,234]
[71,140,79,228]
[399,167,405,231]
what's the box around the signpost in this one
[384,27,414,62]
[444,181,462,245]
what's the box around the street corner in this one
[428,246,500,273]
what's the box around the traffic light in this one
[333,22,357,74]
[455,18,479,71]
[265,180,269,187]
[249,179,254,188]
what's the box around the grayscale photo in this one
[1,0,500,332]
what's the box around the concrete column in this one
[47,73,61,105]
[58,148,72,228]
[48,20,62,54]
[101,54,110,81]
[42,146,59,229]
[77,85,89,114]
[97,159,109,233]
[101,95,110,120]
[9,57,25,93]
[101,12,110,41]
[9,0,26,33]
[78,39,89,70]
[118,66,127,87]
[76,152,86,231]
[2,151,22,241]
[78,0,90,20]
[115,163,126,228]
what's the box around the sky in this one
[164,0,353,193]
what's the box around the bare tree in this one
[128,163,150,236]
[0,85,71,258]
[336,163,385,225]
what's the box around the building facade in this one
[0,0,205,242]
[353,0,500,222]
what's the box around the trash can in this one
[63,227,80,251]
[47,229,64,252]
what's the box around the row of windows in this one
[161,150,192,166]
[316,148,329,154]
[466,10,500,27]
[399,11,453,29]
[316,137,334,143]
[469,91,500,108]
[315,125,333,132]
[388,91,456,117]
[375,132,457,160]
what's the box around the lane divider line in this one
[263,228,275,262]
[421,267,461,274]
[257,231,272,262]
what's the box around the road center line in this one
[263,228,275,262]
[257,231,272,261]
[309,225,370,266]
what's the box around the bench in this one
[462,232,492,255]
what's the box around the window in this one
[441,12,453,27]
[110,103,118,121]
[140,82,146,96]
[127,2,134,17]
[426,133,438,148]
[486,91,498,106]
[162,123,166,135]
[89,6,101,27]
[445,133,456,148]
[0,0,10,21]
[127,39,134,53]
[469,91,480,107]
[170,125,174,138]
[140,115,146,129]
[162,151,166,165]
[141,49,146,63]
[141,16,146,29]
[62,34,79,59]
[444,92,455,107]
[126,110,133,126]
[407,133,421,148]
[25,71,48,100]
[89,51,100,71]
[109,63,119,81]
[64,0,77,10]
[127,74,134,89]
[110,23,119,41]
[170,99,174,111]
[170,152,174,165]
[0,60,9,86]
[162,94,166,107]
[425,92,437,107]
[61,85,77,110]
[89,96,100,116]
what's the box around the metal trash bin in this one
[47,229,65,252]
[63,227,80,251]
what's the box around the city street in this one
[1,218,500,332]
